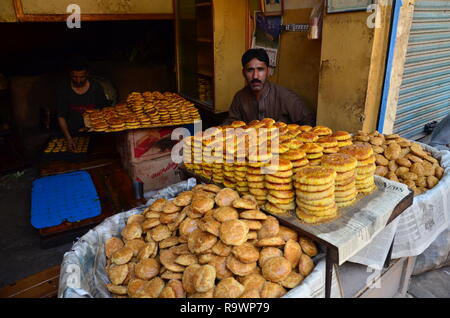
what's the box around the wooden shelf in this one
[179,93,214,112]
[176,0,246,113]
[197,65,213,77]
[197,37,213,43]
[196,2,212,7]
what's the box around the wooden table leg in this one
[325,247,339,298]
[334,263,345,298]
[384,235,395,268]
[325,247,333,298]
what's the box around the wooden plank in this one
[13,0,174,22]
[0,266,60,298]
[383,0,416,134]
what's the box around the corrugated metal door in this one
[393,0,450,140]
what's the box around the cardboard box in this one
[116,127,179,164]
[124,155,182,192]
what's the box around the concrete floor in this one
[0,167,448,298]
[0,167,73,287]
[409,266,450,298]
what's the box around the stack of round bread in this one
[294,167,338,224]
[212,162,224,185]
[222,163,236,189]
[234,161,249,196]
[264,159,295,214]
[353,130,445,196]
[298,125,313,132]
[340,144,377,194]
[246,137,273,205]
[192,134,203,176]
[317,136,339,155]
[321,153,358,208]
[201,162,213,180]
[247,165,268,207]
[297,131,318,144]
[281,149,309,176]
[201,138,217,180]
[331,131,353,149]
[299,143,324,166]
[104,185,318,298]
[312,126,333,137]
[182,136,194,171]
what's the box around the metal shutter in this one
[393,0,450,140]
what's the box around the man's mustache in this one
[251,79,262,84]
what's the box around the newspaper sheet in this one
[348,218,400,270]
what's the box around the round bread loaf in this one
[295,166,337,185]
[321,153,358,172]
[340,144,374,161]
[262,256,292,282]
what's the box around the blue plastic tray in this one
[31,171,101,229]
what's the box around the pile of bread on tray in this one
[352,130,445,196]
[182,119,378,223]
[43,136,89,154]
[83,91,201,132]
[104,184,319,298]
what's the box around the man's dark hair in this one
[241,48,270,68]
[68,56,89,72]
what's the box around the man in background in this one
[57,58,110,151]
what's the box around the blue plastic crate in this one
[31,171,101,229]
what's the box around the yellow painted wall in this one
[214,0,248,113]
[271,7,321,115]
[317,6,392,133]
[20,0,173,14]
[248,0,321,113]
[0,0,18,22]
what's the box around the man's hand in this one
[67,138,77,152]
[58,117,76,152]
